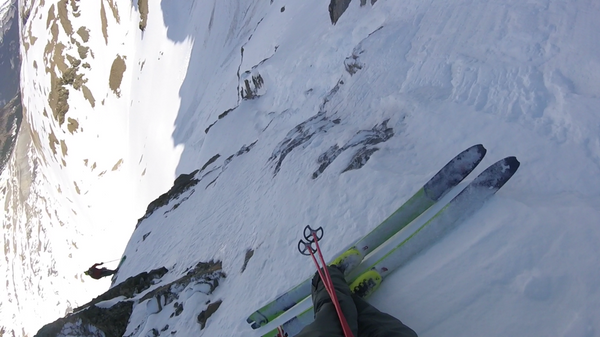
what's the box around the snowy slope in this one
[116,1,600,336]
[2,0,188,334]
[3,0,600,336]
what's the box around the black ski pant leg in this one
[352,294,418,337]
[296,266,358,337]
[100,269,116,278]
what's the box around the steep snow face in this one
[1,0,190,334]
[4,0,600,336]
[111,0,597,336]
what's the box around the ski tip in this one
[507,155,520,165]
[470,144,487,162]
[469,143,487,165]
[501,156,521,175]
[473,143,487,155]
[497,156,520,187]
[465,144,488,164]
[477,156,520,189]
[424,144,489,201]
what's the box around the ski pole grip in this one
[303,225,323,242]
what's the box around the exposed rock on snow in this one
[197,300,223,330]
[35,267,168,337]
[269,110,341,176]
[328,0,352,25]
[199,141,258,188]
[204,108,235,134]
[35,261,225,337]
[312,119,394,178]
[329,0,377,24]
[137,0,148,31]
[240,248,255,273]
[108,55,127,97]
[240,71,265,100]
[136,170,200,227]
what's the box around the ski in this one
[261,156,520,337]
[247,144,487,329]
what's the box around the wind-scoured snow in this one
[1,0,599,336]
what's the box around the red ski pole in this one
[276,325,287,337]
[299,226,354,337]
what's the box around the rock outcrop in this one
[34,261,225,337]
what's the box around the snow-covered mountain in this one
[2,0,599,336]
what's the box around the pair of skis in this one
[249,145,520,337]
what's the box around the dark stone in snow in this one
[329,0,352,25]
[197,300,223,329]
[136,170,200,227]
[312,119,393,178]
[269,111,340,176]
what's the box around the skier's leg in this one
[296,265,358,337]
[100,269,116,278]
[352,294,417,337]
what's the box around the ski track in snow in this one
[1,0,600,336]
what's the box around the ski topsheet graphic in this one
[247,144,487,329]
[262,156,520,337]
